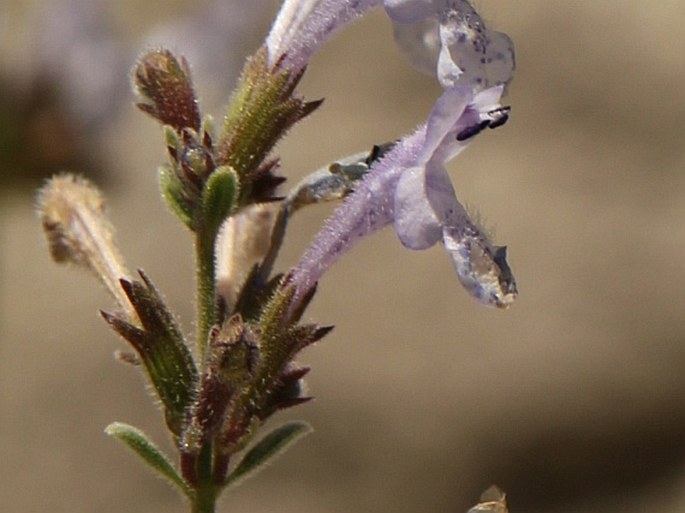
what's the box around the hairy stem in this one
[190,442,217,513]
[196,230,216,361]
[191,485,218,513]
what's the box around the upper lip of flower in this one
[386,0,515,90]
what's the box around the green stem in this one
[191,485,218,513]
[191,442,217,513]
[196,229,216,362]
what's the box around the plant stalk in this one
[191,485,218,513]
[196,229,217,362]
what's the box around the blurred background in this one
[2,1,685,512]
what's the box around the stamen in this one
[456,120,491,141]
[487,105,511,129]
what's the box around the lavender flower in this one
[266,0,384,72]
[290,0,517,308]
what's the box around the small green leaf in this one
[159,166,194,229]
[105,422,191,496]
[202,165,239,236]
[217,48,321,185]
[202,115,215,138]
[164,125,181,149]
[256,283,297,370]
[224,421,311,487]
[101,271,197,435]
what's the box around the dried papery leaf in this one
[468,486,508,513]
[37,174,135,321]
[216,203,279,311]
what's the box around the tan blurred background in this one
[3,1,685,512]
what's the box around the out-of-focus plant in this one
[37,1,518,511]
[1,0,271,192]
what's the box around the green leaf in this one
[217,48,321,185]
[159,165,194,229]
[202,165,239,236]
[224,421,312,487]
[105,422,191,496]
[164,125,181,149]
[102,271,198,435]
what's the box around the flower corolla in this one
[287,0,518,308]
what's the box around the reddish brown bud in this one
[134,49,201,132]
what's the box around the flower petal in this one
[437,84,505,162]
[390,16,440,76]
[394,161,457,249]
[437,19,464,88]
[482,30,516,88]
[385,0,434,23]
[419,85,472,163]
[443,221,517,308]
[470,83,506,112]
[386,0,515,91]
[442,27,515,90]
